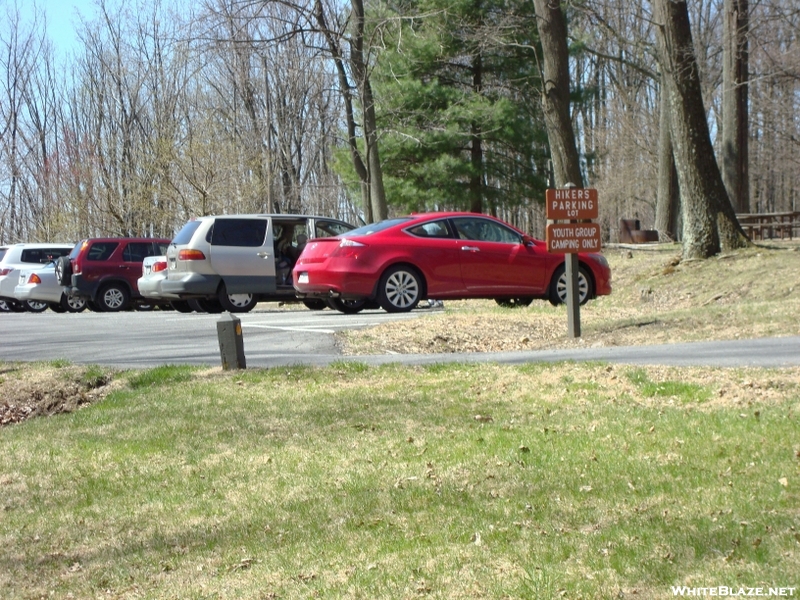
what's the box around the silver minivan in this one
[151,214,354,312]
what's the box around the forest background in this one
[1,0,798,246]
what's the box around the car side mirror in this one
[522,235,535,246]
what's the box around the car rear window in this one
[345,218,411,237]
[0,249,7,262]
[172,220,204,245]
[87,242,119,261]
[20,247,72,263]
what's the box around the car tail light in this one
[151,261,168,273]
[29,273,42,284]
[330,239,366,259]
[0,268,12,276]
[178,249,206,261]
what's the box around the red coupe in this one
[293,212,611,313]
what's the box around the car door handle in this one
[461,246,480,252]
[257,252,271,259]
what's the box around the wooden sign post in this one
[545,186,599,338]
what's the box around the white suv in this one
[141,214,354,312]
[0,243,75,312]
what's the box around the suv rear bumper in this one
[159,273,221,297]
[67,274,99,299]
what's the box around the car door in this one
[208,217,276,294]
[451,216,547,294]
[403,219,466,295]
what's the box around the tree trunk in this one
[351,0,388,222]
[655,82,680,241]
[469,52,484,213]
[532,0,583,189]
[722,0,749,214]
[653,0,748,260]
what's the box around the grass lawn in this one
[1,361,798,599]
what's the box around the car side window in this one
[452,218,521,244]
[407,220,451,238]
[123,242,155,263]
[210,219,268,247]
[87,242,119,261]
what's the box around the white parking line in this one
[244,324,336,334]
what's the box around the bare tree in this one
[653,0,748,259]
[722,0,749,213]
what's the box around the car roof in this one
[1,242,74,248]
[79,237,171,242]
[190,213,350,221]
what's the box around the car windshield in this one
[172,220,204,245]
[344,218,412,237]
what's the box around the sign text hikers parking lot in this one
[545,188,598,220]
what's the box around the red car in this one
[293,212,611,313]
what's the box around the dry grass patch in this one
[338,241,800,355]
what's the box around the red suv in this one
[56,238,171,311]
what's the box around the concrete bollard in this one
[217,312,246,370]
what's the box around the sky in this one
[9,0,99,57]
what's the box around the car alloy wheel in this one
[378,265,422,313]
[64,294,87,312]
[25,300,49,313]
[98,283,130,312]
[549,264,592,306]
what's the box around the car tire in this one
[548,264,593,306]
[170,300,193,313]
[189,298,224,314]
[61,294,87,313]
[327,297,367,314]
[377,265,422,313]
[49,302,66,313]
[495,297,534,308]
[5,299,27,312]
[97,283,131,312]
[0,300,9,312]
[24,300,49,313]
[302,299,328,311]
[217,286,258,313]
[55,255,73,286]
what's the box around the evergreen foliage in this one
[373,0,551,213]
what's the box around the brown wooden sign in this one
[546,223,602,254]
[546,188,598,220]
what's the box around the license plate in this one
[297,272,309,284]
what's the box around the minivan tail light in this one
[178,249,206,261]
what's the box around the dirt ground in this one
[2,240,799,426]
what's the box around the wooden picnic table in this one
[736,211,800,240]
